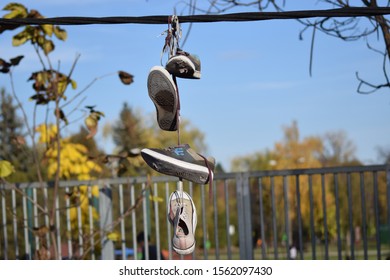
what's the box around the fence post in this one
[387,166,390,229]
[99,182,114,260]
[243,172,254,259]
[236,173,253,259]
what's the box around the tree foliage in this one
[0,2,133,259]
[113,103,147,154]
[0,88,35,181]
[231,121,364,244]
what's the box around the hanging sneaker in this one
[168,191,197,255]
[147,66,179,131]
[141,144,214,185]
[165,49,201,79]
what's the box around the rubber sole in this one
[141,148,211,184]
[147,66,178,131]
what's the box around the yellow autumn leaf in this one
[86,160,102,173]
[41,24,53,36]
[3,3,28,19]
[90,186,99,197]
[79,185,89,195]
[74,143,88,153]
[53,26,67,41]
[149,195,163,203]
[36,124,57,144]
[107,232,120,242]
[0,160,15,178]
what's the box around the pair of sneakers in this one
[141,144,214,256]
[145,49,214,185]
[147,49,201,131]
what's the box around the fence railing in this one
[1,164,389,260]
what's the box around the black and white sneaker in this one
[165,49,201,79]
[147,66,179,131]
[141,144,214,185]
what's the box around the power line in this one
[0,7,389,26]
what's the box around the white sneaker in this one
[167,191,197,255]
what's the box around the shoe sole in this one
[141,148,212,184]
[166,56,201,79]
[147,66,178,131]
[167,191,197,255]
[173,238,196,255]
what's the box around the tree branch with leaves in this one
[0,2,134,260]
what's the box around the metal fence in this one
[1,164,389,260]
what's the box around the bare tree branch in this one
[185,0,390,94]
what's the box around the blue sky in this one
[1,0,389,170]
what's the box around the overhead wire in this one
[0,7,390,26]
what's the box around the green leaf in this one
[54,26,67,41]
[3,3,28,19]
[0,160,15,178]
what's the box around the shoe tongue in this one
[187,148,203,160]
[176,225,185,236]
[207,156,216,166]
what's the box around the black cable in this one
[0,7,389,26]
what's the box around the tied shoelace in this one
[160,15,182,66]
[162,16,181,142]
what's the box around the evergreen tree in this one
[112,102,146,153]
[0,88,31,181]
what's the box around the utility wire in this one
[0,7,389,26]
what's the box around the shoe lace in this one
[175,48,190,57]
[160,15,182,65]
[172,192,191,236]
[197,153,214,201]
[159,17,183,145]
[172,75,181,145]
